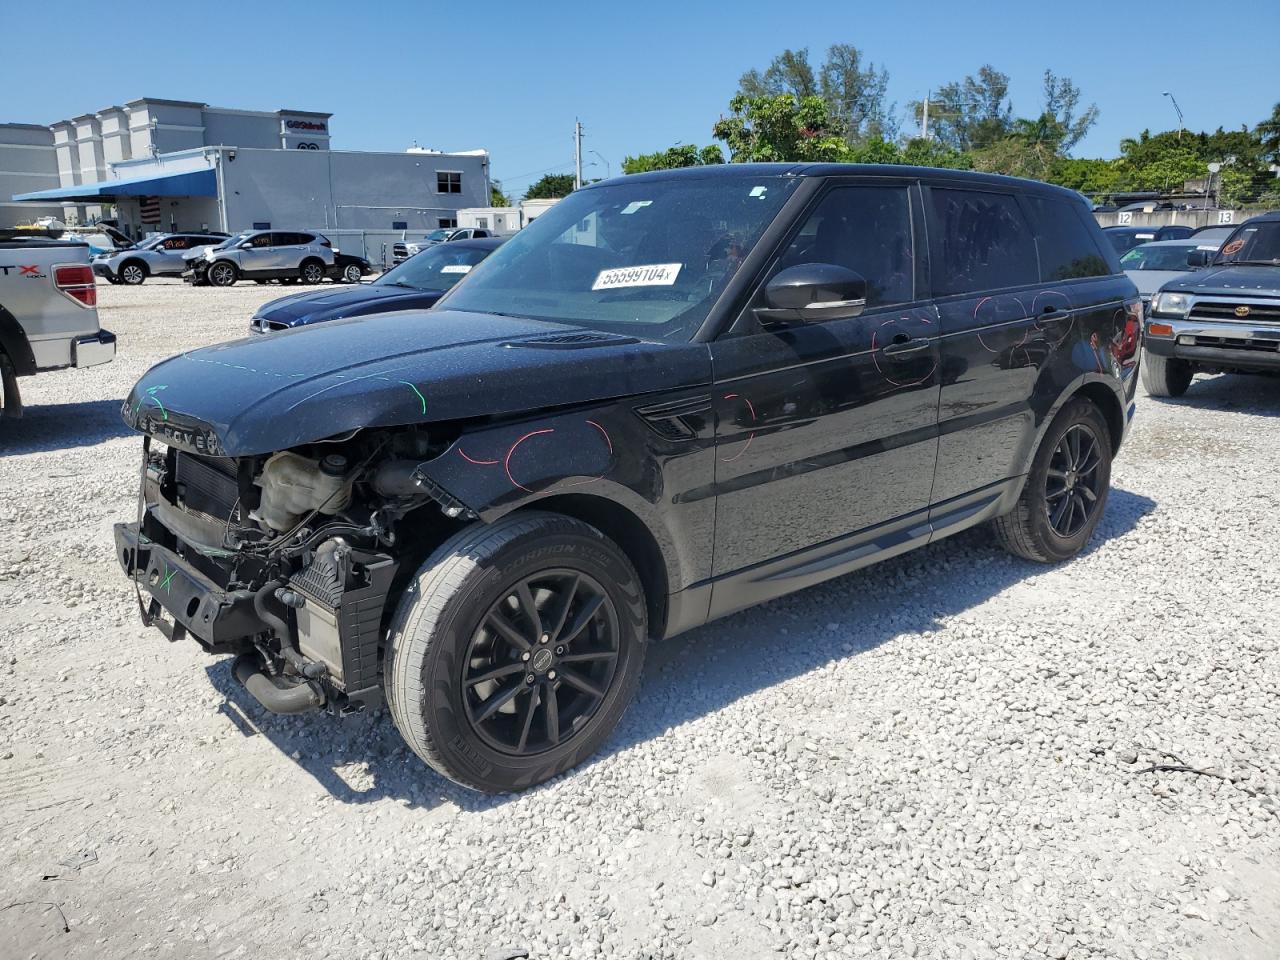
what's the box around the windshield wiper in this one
[1226,259,1280,266]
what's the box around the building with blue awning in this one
[2,98,491,259]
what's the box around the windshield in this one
[1119,244,1196,271]
[137,236,166,251]
[212,233,249,251]
[422,229,451,243]
[1215,221,1280,265]
[441,174,799,340]
[1106,230,1156,255]
[376,243,495,291]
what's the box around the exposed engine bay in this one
[119,427,466,716]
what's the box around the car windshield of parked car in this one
[441,175,799,339]
[423,229,451,243]
[1106,231,1155,255]
[136,236,167,251]
[1215,221,1280,265]
[212,233,250,251]
[1119,244,1196,271]
[376,244,494,292]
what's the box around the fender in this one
[0,304,37,376]
[413,400,719,607]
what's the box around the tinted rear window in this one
[1024,196,1111,281]
[928,188,1038,296]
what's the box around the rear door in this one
[708,180,940,584]
[927,185,1046,507]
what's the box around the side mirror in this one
[756,263,867,324]
[1186,248,1212,268]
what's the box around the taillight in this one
[1116,299,1141,362]
[54,263,97,308]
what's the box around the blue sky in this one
[24,0,1280,196]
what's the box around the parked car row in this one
[184,230,370,286]
[91,230,372,286]
[392,226,494,266]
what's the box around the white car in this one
[1119,238,1221,309]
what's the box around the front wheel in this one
[342,263,363,283]
[207,261,238,287]
[1141,350,1193,398]
[385,512,648,793]
[300,259,326,284]
[120,261,148,285]
[993,398,1112,563]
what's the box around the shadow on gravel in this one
[0,399,131,456]
[1146,371,1280,417]
[205,487,1157,810]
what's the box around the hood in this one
[1124,269,1192,298]
[1163,264,1280,299]
[256,283,444,328]
[123,309,711,456]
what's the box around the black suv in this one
[1142,212,1280,397]
[116,165,1141,792]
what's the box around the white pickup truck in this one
[0,234,116,416]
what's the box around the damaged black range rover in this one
[117,165,1140,792]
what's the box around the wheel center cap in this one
[1066,471,1077,487]
[530,648,555,673]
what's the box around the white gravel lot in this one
[1,278,1277,960]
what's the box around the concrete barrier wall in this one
[1092,208,1278,229]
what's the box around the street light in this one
[589,150,611,179]
[1162,91,1185,140]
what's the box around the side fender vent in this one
[634,394,712,441]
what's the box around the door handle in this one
[880,337,931,358]
[1039,308,1070,322]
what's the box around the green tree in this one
[910,65,1013,151]
[621,144,724,175]
[737,48,817,99]
[523,173,576,201]
[738,45,893,145]
[1258,103,1280,162]
[490,180,511,206]
[713,94,850,163]
[1041,70,1099,153]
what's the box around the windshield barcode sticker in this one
[592,263,682,291]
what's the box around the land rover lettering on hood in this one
[116,165,1139,792]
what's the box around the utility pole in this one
[574,120,583,190]
[921,92,930,141]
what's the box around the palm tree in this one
[1258,103,1280,163]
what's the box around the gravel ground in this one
[1,279,1277,960]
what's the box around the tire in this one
[385,511,648,793]
[993,398,1112,563]
[300,259,325,284]
[119,260,148,285]
[1140,350,1193,398]
[342,263,363,283]
[207,261,238,287]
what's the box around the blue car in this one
[249,236,504,334]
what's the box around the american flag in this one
[140,196,160,224]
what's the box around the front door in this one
[707,182,940,609]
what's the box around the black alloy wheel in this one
[464,570,620,756]
[1044,423,1102,537]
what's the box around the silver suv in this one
[93,233,228,285]
[184,230,336,286]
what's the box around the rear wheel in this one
[993,398,1112,563]
[208,261,238,287]
[385,512,647,793]
[300,259,325,284]
[1141,350,1193,398]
